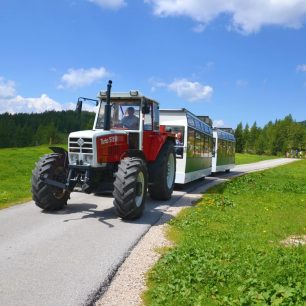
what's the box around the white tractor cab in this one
[32,81,176,220]
[212,128,236,173]
[69,89,160,168]
[160,109,213,184]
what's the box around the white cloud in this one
[145,0,306,34]
[213,119,225,128]
[0,76,99,114]
[297,64,306,72]
[149,77,167,92]
[193,23,206,33]
[0,76,67,114]
[59,67,110,89]
[0,77,16,98]
[88,0,126,10]
[168,78,213,102]
[151,77,213,102]
[236,79,248,87]
[0,94,63,114]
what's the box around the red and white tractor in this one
[31,81,176,219]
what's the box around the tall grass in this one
[0,145,65,209]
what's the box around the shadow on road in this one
[42,199,175,228]
[40,171,245,229]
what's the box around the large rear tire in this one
[148,141,176,200]
[31,153,69,211]
[113,157,148,219]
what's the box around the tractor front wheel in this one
[113,157,148,219]
[31,153,69,211]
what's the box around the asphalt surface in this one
[0,158,297,306]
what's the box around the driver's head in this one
[127,106,135,116]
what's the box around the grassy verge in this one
[235,153,279,165]
[0,145,66,209]
[144,160,306,305]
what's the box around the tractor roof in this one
[98,91,159,105]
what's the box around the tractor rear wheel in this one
[113,157,148,219]
[31,153,69,211]
[149,141,176,200]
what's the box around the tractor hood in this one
[68,129,128,168]
[69,129,128,139]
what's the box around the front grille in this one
[69,137,93,154]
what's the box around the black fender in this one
[124,149,147,162]
[49,146,69,168]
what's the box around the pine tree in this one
[234,122,244,153]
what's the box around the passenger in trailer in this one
[175,131,184,157]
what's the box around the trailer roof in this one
[214,128,236,142]
[160,108,213,135]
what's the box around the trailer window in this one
[163,125,185,158]
[204,135,209,157]
[195,131,201,158]
[187,128,195,158]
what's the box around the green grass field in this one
[0,145,66,209]
[144,160,306,305]
[235,153,278,165]
[0,147,286,210]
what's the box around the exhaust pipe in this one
[104,80,112,131]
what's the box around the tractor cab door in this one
[142,101,164,161]
[142,100,159,132]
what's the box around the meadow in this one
[0,147,288,209]
[235,152,278,165]
[0,145,65,209]
[144,160,306,305]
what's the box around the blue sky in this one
[0,0,306,128]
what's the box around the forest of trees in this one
[234,115,306,156]
[0,111,95,148]
[0,111,305,157]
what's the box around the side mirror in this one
[142,99,150,114]
[76,100,82,113]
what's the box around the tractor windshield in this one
[96,99,141,130]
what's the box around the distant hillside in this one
[299,120,306,126]
[0,111,95,148]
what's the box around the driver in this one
[121,106,139,129]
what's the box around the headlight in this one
[69,154,78,164]
[83,155,93,165]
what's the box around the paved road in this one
[0,158,297,306]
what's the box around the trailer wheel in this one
[149,141,176,200]
[113,157,148,219]
[31,153,69,211]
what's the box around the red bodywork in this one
[143,130,173,161]
[96,134,129,163]
[96,126,175,164]
[143,125,175,161]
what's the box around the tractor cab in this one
[95,91,161,152]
